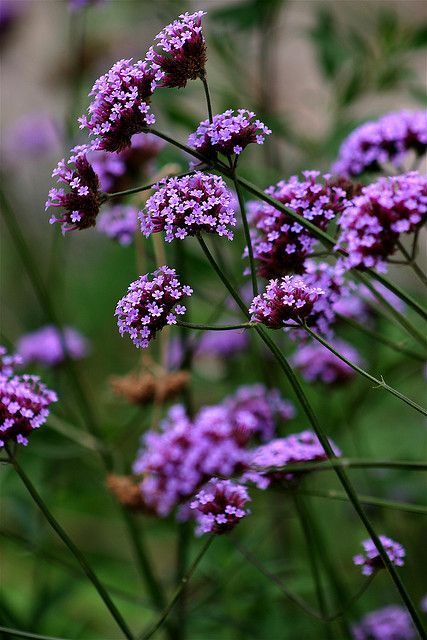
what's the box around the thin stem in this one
[302,324,427,417]
[195,236,425,636]
[325,575,375,623]
[140,536,214,640]
[6,448,134,640]
[232,170,258,296]
[337,314,425,362]
[174,522,191,640]
[303,490,427,516]
[257,458,427,474]
[397,240,427,288]
[105,170,196,200]
[200,72,213,123]
[0,627,70,640]
[177,321,253,331]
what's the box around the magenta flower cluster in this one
[0,348,57,448]
[0,346,22,377]
[352,606,416,640]
[17,326,89,367]
[188,109,271,158]
[46,145,101,232]
[292,340,361,384]
[78,58,156,153]
[249,276,324,328]
[97,205,138,246]
[353,536,406,576]
[333,110,427,178]
[140,172,237,241]
[190,479,250,535]
[115,266,192,349]
[196,328,249,359]
[247,172,349,277]
[337,172,427,271]
[146,11,207,89]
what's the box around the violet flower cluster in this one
[4,113,60,161]
[146,11,207,89]
[140,172,236,241]
[292,339,361,384]
[249,276,324,328]
[352,605,416,640]
[17,326,89,367]
[0,348,57,448]
[78,58,156,152]
[333,110,427,178]
[190,479,250,535]
[196,328,249,359]
[337,172,427,271]
[188,109,271,158]
[246,172,349,277]
[0,346,22,377]
[46,144,101,232]
[353,536,406,576]
[115,266,192,349]
[97,205,138,246]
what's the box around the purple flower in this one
[140,172,237,241]
[353,536,406,576]
[0,361,57,448]
[190,479,251,535]
[88,132,164,193]
[196,328,249,359]
[145,11,207,89]
[17,326,89,367]
[4,113,60,161]
[292,339,361,384]
[420,594,427,613]
[333,110,427,178]
[78,59,157,152]
[337,172,427,272]
[246,431,340,487]
[46,145,101,232]
[247,172,349,277]
[188,109,271,159]
[115,266,192,349]
[249,276,324,328]
[352,605,416,640]
[0,346,22,377]
[97,205,138,246]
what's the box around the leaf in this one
[408,24,427,49]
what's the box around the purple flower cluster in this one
[249,276,324,328]
[188,109,271,158]
[46,145,101,232]
[352,605,416,640]
[115,266,192,349]
[292,340,361,384]
[88,132,164,193]
[247,172,349,277]
[146,11,207,89]
[17,326,89,367]
[0,348,57,448]
[78,59,156,152]
[337,172,427,271]
[97,205,138,246]
[333,110,427,178]
[196,328,249,359]
[4,113,60,161]
[353,536,406,576]
[190,479,250,535]
[140,172,237,241]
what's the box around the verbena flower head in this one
[0,366,57,448]
[78,58,157,152]
[352,605,416,640]
[17,326,89,367]
[115,266,192,349]
[337,172,427,272]
[88,132,164,193]
[188,109,271,158]
[190,479,250,535]
[292,339,361,384]
[140,172,237,241]
[5,113,60,161]
[249,276,324,328]
[333,110,427,177]
[247,172,349,277]
[0,346,22,377]
[353,536,406,576]
[97,205,138,246]
[196,327,249,358]
[46,144,101,232]
[146,11,207,89]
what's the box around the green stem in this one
[6,449,134,640]
[337,314,425,362]
[259,458,427,474]
[302,324,427,416]
[0,627,70,640]
[303,490,427,516]
[325,575,375,623]
[195,235,426,637]
[177,321,253,331]
[105,170,196,200]
[140,536,214,640]
[397,240,427,288]
[174,522,191,640]
[199,72,213,123]
[232,169,258,296]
